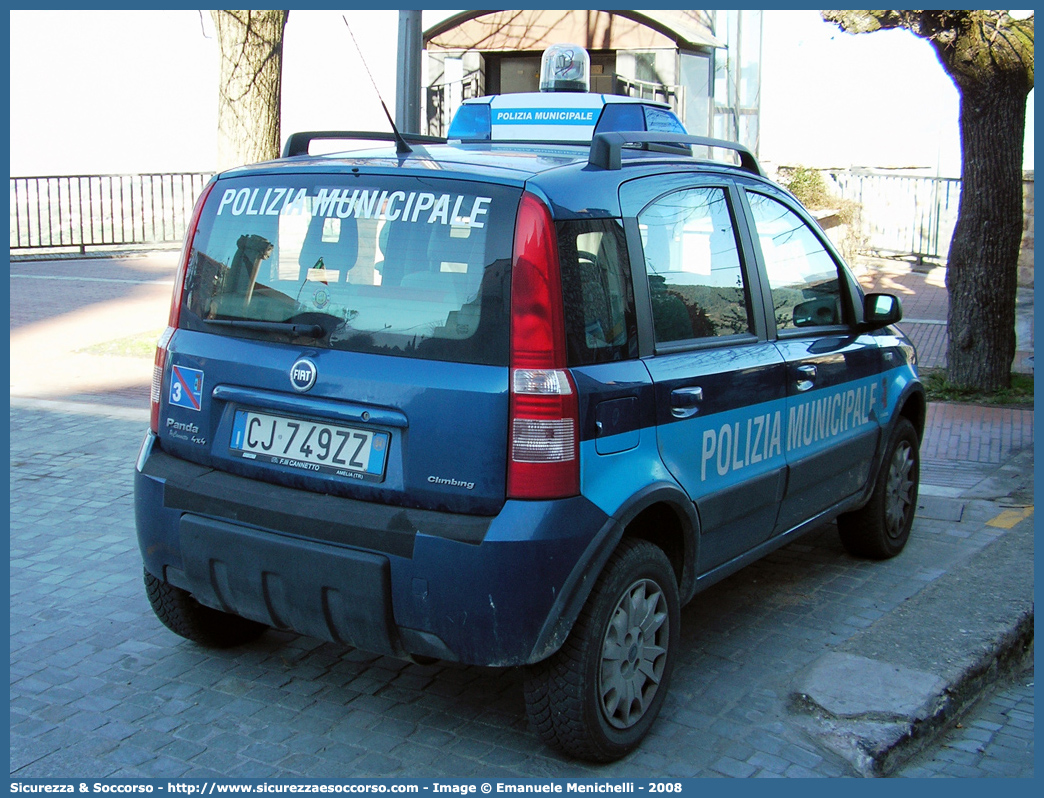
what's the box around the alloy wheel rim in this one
[598,578,669,730]
[885,441,916,539]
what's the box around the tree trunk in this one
[212,10,289,171]
[942,73,1029,391]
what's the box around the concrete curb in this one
[790,513,1034,776]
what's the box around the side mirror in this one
[863,292,903,329]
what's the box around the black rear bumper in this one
[174,514,403,656]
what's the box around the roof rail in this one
[282,131,447,158]
[589,132,763,176]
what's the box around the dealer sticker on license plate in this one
[230,410,389,482]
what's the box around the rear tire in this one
[523,539,679,762]
[144,568,266,648]
[838,417,920,559]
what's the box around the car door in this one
[621,175,788,573]
[739,185,883,533]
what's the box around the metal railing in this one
[10,168,968,265]
[617,76,684,114]
[826,170,962,263]
[10,172,213,252]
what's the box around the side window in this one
[638,187,754,344]
[747,192,845,331]
[557,218,638,366]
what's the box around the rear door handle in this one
[795,364,817,392]
[670,386,703,418]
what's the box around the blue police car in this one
[135,44,923,761]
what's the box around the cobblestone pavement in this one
[8,403,1031,779]
[896,667,1034,778]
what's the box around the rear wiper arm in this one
[204,319,324,338]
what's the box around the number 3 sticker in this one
[169,365,204,411]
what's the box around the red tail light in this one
[151,181,215,434]
[508,192,579,499]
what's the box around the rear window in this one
[181,175,520,365]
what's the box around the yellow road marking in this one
[986,506,1034,529]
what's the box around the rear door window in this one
[182,176,520,365]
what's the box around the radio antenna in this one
[343,15,413,155]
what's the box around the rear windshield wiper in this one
[203,319,324,338]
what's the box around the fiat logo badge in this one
[289,358,317,392]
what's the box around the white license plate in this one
[230,410,389,481]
